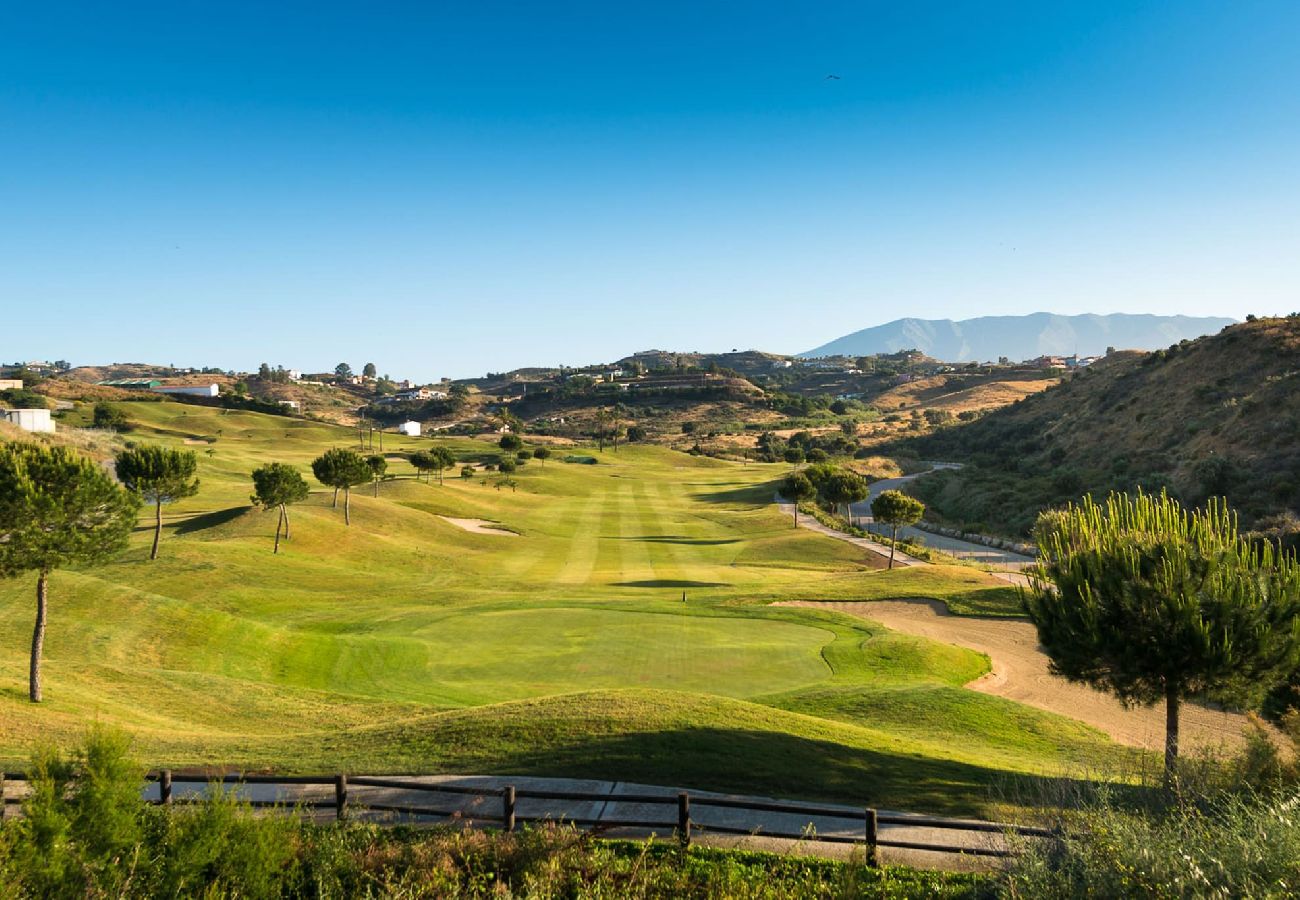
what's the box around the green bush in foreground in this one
[0,729,991,898]
[1004,787,1300,899]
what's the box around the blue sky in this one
[2,2,1297,380]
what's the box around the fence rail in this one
[0,771,1052,860]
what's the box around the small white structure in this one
[287,369,302,381]
[0,379,23,390]
[152,383,220,398]
[2,408,55,433]
[398,421,421,437]
[277,400,301,411]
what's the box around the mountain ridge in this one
[802,313,1236,362]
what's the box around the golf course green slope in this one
[0,400,1131,814]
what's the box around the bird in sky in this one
[825,74,841,80]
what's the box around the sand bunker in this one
[438,516,518,536]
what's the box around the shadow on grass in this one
[693,483,777,506]
[619,535,741,546]
[610,580,730,588]
[174,506,251,534]
[379,724,1096,818]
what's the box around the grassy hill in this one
[895,316,1300,536]
[0,399,1135,815]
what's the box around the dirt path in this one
[779,600,1256,754]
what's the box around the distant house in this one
[398,421,421,437]
[390,388,448,402]
[287,369,302,381]
[1,408,54,433]
[0,379,23,390]
[152,383,220,398]
[277,400,301,411]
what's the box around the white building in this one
[287,369,302,381]
[1,408,55,433]
[151,383,220,398]
[398,421,422,437]
[0,379,23,390]
[277,400,301,411]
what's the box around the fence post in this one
[0,772,5,821]
[335,774,348,821]
[865,808,878,867]
[677,792,691,847]
[160,769,173,806]
[503,785,516,833]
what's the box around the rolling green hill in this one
[0,400,1133,814]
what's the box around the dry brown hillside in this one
[900,316,1300,535]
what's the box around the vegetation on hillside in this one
[899,317,1300,537]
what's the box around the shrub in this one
[92,402,130,431]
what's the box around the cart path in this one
[774,494,924,567]
[778,600,1256,754]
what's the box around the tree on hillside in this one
[250,462,309,553]
[362,362,377,379]
[409,450,433,483]
[0,443,138,701]
[366,454,387,497]
[783,447,805,468]
[825,471,869,528]
[429,446,456,485]
[92,403,129,432]
[311,448,370,525]
[114,446,200,560]
[871,489,924,569]
[497,456,518,474]
[499,433,523,452]
[1026,492,1300,779]
[778,471,816,526]
[533,446,552,466]
[334,363,353,379]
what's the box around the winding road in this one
[851,465,1034,571]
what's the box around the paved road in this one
[774,494,923,567]
[3,774,1031,870]
[851,466,1034,572]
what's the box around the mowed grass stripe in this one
[614,482,656,586]
[554,488,609,586]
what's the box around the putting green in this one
[411,608,835,704]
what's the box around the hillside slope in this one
[893,317,1300,535]
[803,313,1235,362]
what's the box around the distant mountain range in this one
[801,313,1236,362]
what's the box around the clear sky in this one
[3,2,1297,380]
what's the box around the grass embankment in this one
[0,401,1130,815]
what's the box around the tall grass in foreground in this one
[1001,718,1300,898]
[0,728,989,899]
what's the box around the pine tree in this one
[251,462,310,553]
[0,443,139,701]
[115,445,200,559]
[1026,491,1300,777]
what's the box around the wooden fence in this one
[1,771,1054,861]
